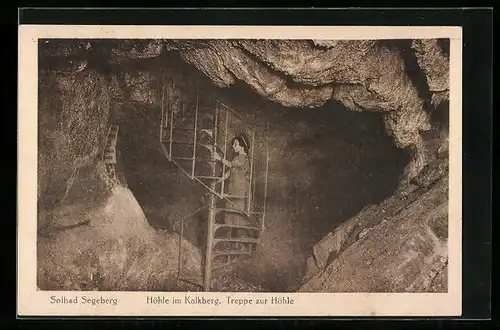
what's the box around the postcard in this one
[18,24,462,317]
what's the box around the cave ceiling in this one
[39,38,450,179]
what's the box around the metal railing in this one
[159,77,269,291]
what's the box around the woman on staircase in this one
[212,135,251,249]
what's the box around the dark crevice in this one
[392,39,434,112]
[437,38,450,57]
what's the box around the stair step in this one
[213,250,252,257]
[196,175,222,180]
[162,140,212,146]
[214,223,260,231]
[160,139,221,149]
[213,237,260,245]
[170,127,214,132]
[161,141,217,153]
[214,208,249,216]
[170,157,217,163]
[221,194,248,199]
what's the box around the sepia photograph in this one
[18,25,462,316]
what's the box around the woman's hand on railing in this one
[217,171,230,184]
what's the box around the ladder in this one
[159,79,269,291]
[103,124,119,180]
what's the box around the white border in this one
[18,25,462,317]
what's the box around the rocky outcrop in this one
[411,40,449,92]
[37,60,202,291]
[38,184,201,291]
[38,68,111,215]
[237,40,377,86]
[411,39,450,108]
[162,39,448,183]
[300,157,448,292]
[109,39,164,63]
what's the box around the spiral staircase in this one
[159,78,269,291]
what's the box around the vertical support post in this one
[164,78,170,130]
[203,101,219,292]
[221,105,229,197]
[262,149,269,232]
[191,93,199,178]
[204,187,216,292]
[251,161,256,213]
[176,214,184,288]
[160,77,165,143]
[247,131,255,215]
[168,93,174,161]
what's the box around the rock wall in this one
[299,159,448,292]
[37,54,202,290]
[164,39,450,183]
[38,185,201,291]
[38,68,111,219]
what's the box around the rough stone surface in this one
[176,40,334,108]
[235,39,377,86]
[39,39,92,58]
[299,160,449,292]
[38,69,111,213]
[37,64,202,292]
[39,38,451,184]
[163,39,441,183]
[109,39,164,63]
[412,39,450,93]
[38,185,201,291]
[110,70,159,104]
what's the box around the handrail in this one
[191,92,199,178]
[168,83,174,161]
[159,78,165,145]
[247,131,255,215]
[218,101,247,123]
[172,205,208,231]
[262,149,269,232]
[221,105,229,197]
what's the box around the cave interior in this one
[36,38,450,292]
[109,52,410,291]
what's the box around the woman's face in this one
[232,139,242,153]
